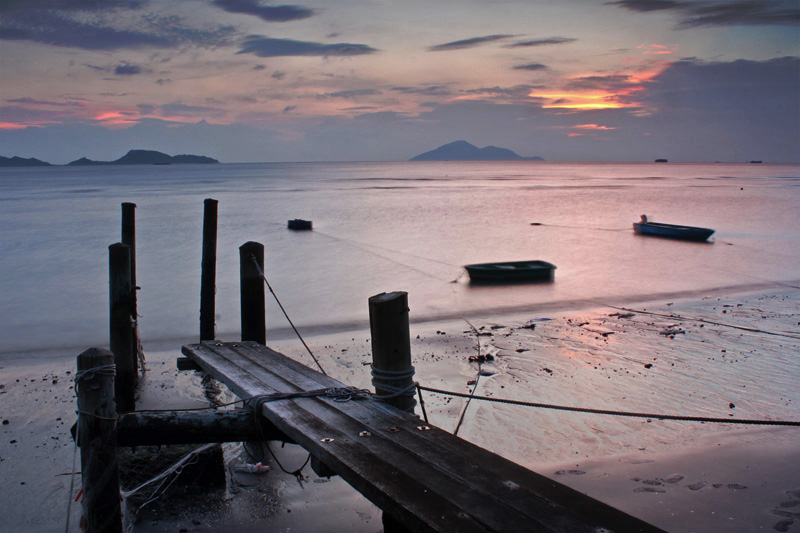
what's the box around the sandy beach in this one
[1,286,798,532]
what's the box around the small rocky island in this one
[410,140,544,161]
[1,149,219,167]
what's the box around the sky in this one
[1,0,798,164]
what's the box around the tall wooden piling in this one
[109,243,136,412]
[200,198,218,341]
[76,348,122,532]
[120,203,137,310]
[369,291,416,413]
[239,241,266,344]
[120,202,141,378]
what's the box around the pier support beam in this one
[369,291,416,413]
[109,242,136,413]
[116,409,288,446]
[240,241,266,344]
[76,348,122,532]
[200,198,218,341]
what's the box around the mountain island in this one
[410,141,544,161]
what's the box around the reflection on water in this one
[1,161,798,354]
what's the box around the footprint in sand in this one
[554,470,586,476]
[770,487,800,531]
[688,481,707,491]
[634,487,666,493]
[662,474,684,484]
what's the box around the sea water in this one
[1,161,798,357]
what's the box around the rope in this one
[64,440,78,533]
[418,386,800,426]
[250,255,328,375]
[453,319,484,436]
[312,229,463,283]
[370,365,418,403]
[74,364,116,386]
[604,305,800,340]
[119,443,217,499]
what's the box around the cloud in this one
[211,0,315,22]
[114,64,144,76]
[0,4,237,51]
[505,37,577,48]
[427,35,514,52]
[5,97,85,108]
[0,0,147,12]
[391,85,451,96]
[607,0,800,28]
[320,89,382,99]
[563,74,640,92]
[236,37,378,57]
[513,63,548,71]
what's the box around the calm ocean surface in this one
[1,161,798,356]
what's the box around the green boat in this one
[465,260,556,282]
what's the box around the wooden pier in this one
[75,200,664,532]
[180,340,660,532]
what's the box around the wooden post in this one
[200,199,218,341]
[120,202,141,378]
[120,203,137,312]
[76,348,122,532]
[240,241,266,344]
[369,292,416,413]
[109,243,136,412]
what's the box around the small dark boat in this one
[465,260,556,282]
[288,219,312,230]
[633,215,714,242]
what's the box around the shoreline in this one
[1,287,798,531]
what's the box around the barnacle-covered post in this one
[76,347,122,532]
[109,242,136,412]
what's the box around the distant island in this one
[0,149,219,167]
[410,140,544,161]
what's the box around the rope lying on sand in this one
[417,385,800,426]
[604,304,800,340]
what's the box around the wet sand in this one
[1,287,798,532]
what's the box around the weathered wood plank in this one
[181,341,662,532]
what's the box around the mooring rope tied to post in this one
[370,365,418,401]
[249,254,328,375]
[417,385,800,426]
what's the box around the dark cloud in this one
[320,89,382,99]
[605,0,682,12]
[564,74,637,91]
[513,63,548,71]
[271,70,286,79]
[156,79,172,85]
[5,97,84,107]
[283,105,297,113]
[635,56,800,110]
[390,86,451,96]
[160,103,227,118]
[212,0,314,22]
[0,0,147,12]
[427,35,514,52]
[506,37,577,48]
[0,4,237,51]
[115,64,144,76]
[607,0,800,28]
[237,37,378,57]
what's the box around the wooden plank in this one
[182,341,662,532]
